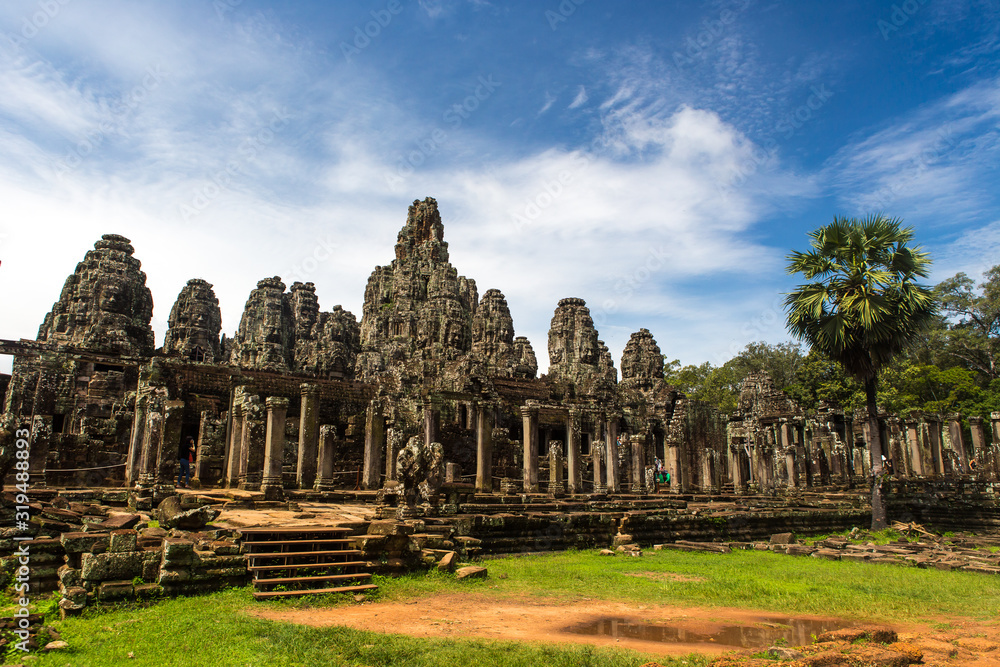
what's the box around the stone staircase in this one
[241,526,378,600]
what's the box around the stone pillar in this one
[261,396,288,500]
[785,448,797,488]
[224,403,244,488]
[314,425,337,491]
[159,401,184,495]
[135,411,163,492]
[126,394,148,485]
[566,409,582,494]
[701,452,715,492]
[666,442,681,494]
[592,440,606,494]
[969,416,986,465]
[385,427,401,484]
[905,419,922,476]
[423,398,439,448]
[729,444,745,491]
[27,415,52,487]
[192,411,213,485]
[296,383,320,490]
[605,416,620,494]
[927,416,945,475]
[629,432,645,493]
[946,414,968,473]
[547,441,564,494]
[238,396,265,491]
[476,405,494,493]
[521,406,539,493]
[362,402,385,490]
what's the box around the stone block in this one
[108,530,138,553]
[455,565,488,580]
[81,551,145,582]
[769,532,795,544]
[158,569,191,584]
[437,551,457,573]
[99,513,141,530]
[98,580,134,601]
[162,538,195,566]
[367,520,413,536]
[57,565,81,588]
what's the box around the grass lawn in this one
[12,547,1000,666]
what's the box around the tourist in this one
[178,436,196,488]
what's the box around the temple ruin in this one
[1,197,998,609]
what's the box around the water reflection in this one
[566,616,856,648]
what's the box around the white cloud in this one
[568,86,588,109]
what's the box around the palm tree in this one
[784,214,936,529]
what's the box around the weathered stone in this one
[99,513,141,531]
[162,279,222,363]
[455,565,488,580]
[98,580,134,601]
[60,532,110,554]
[620,329,663,389]
[437,551,457,572]
[108,530,138,553]
[81,551,144,581]
[770,532,796,545]
[547,298,617,392]
[36,234,155,356]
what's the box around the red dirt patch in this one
[246,591,1000,663]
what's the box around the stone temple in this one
[1,196,998,505]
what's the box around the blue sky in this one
[0,0,998,376]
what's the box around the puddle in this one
[566,616,856,648]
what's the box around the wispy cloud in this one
[568,85,588,109]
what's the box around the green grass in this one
[20,587,698,667]
[14,547,1000,665]
[363,549,1000,623]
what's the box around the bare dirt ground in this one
[250,591,1000,665]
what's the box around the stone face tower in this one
[162,279,222,363]
[546,297,616,387]
[229,276,295,372]
[471,289,537,379]
[355,197,478,379]
[620,328,664,389]
[37,233,155,356]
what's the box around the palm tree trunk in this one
[866,377,888,530]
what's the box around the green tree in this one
[784,214,936,529]
[934,267,1000,380]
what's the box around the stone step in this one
[246,549,363,560]
[254,572,372,587]
[252,584,378,600]
[242,539,355,551]
[247,560,370,573]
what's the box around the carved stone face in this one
[97,280,128,315]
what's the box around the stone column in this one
[158,400,184,495]
[991,413,1000,478]
[630,432,645,493]
[296,383,320,490]
[547,441,564,494]
[261,396,288,500]
[946,414,968,473]
[135,411,164,493]
[969,416,986,467]
[27,415,52,487]
[905,419,922,476]
[126,394,148,485]
[423,398,439,448]
[314,425,337,491]
[701,451,715,492]
[605,415,620,493]
[666,442,681,494]
[224,403,244,488]
[238,396,265,491]
[476,405,494,493]
[362,402,385,490]
[927,416,944,475]
[566,409,582,494]
[385,427,401,484]
[592,440,606,494]
[521,406,539,493]
[192,411,214,485]
[729,443,745,491]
